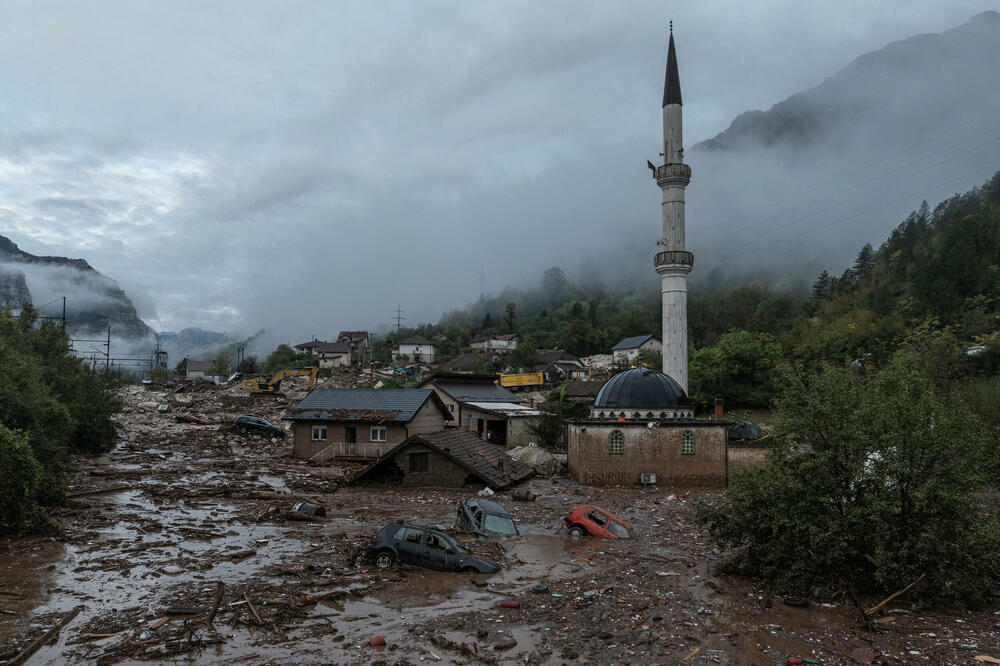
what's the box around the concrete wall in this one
[427,387,461,423]
[407,401,451,433]
[727,442,774,478]
[507,415,539,449]
[567,422,727,487]
[291,421,407,460]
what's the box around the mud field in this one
[1,379,999,665]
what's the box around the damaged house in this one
[350,428,534,489]
[419,373,541,448]
[285,388,452,461]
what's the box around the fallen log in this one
[66,485,131,498]
[8,606,83,666]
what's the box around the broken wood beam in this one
[206,582,225,626]
[866,573,926,616]
[243,590,263,626]
[8,605,83,666]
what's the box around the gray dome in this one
[594,366,688,408]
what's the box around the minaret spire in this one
[653,22,693,393]
[662,24,682,107]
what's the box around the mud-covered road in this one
[1,380,998,665]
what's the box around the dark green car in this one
[366,523,499,573]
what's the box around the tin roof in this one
[286,388,450,423]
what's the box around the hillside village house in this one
[185,360,214,380]
[394,336,435,363]
[536,350,589,383]
[470,333,520,352]
[285,388,452,461]
[314,342,351,369]
[419,373,540,448]
[293,339,325,355]
[337,330,370,362]
[611,335,662,363]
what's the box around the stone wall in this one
[726,441,774,478]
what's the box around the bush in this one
[0,425,45,535]
[698,359,1000,606]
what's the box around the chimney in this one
[713,398,723,420]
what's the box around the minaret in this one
[653,23,693,393]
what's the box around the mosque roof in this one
[594,366,688,408]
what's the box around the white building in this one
[470,333,520,352]
[611,335,662,363]
[314,342,352,369]
[394,336,435,363]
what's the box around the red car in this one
[563,505,632,538]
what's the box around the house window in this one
[311,426,327,441]
[447,404,455,414]
[682,429,695,454]
[609,430,624,454]
[409,452,429,473]
[370,426,387,442]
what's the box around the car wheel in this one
[568,525,585,538]
[374,550,395,569]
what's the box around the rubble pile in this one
[1,379,998,664]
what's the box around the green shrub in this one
[0,425,45,534]
[698,360,1000,606]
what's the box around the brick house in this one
[285,388,451,461]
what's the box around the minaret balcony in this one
[655,163,691,186]
[654,250,694,269]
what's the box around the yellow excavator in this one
[242,367,318,394]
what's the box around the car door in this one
[421,530,451,570]
[393,527,424,565]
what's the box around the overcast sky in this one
[1,1,997,340]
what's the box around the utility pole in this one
[394,306,406,334]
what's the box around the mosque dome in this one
[594,365,688,408]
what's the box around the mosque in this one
[566,26,764,487]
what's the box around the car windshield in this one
[607,521,631,538]
[483,515,517,535]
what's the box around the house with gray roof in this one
[611,335,662,363]
[349,428,534,489]
[418,373,540,448]
[284,388,452,461]
[313,341,352,369]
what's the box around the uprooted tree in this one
[698,340,1000,606]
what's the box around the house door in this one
[345,426,356,455]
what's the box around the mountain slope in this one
[697,11,1000,152]
[0,234,153,338]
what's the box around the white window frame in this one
[311,425,327,441]
[370,426,388,442]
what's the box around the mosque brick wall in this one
[567,421,728,487]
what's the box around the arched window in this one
[681,429,695,455]
[609,430,624,454]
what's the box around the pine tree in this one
[852,243,875,280]
[812,270,832,301]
